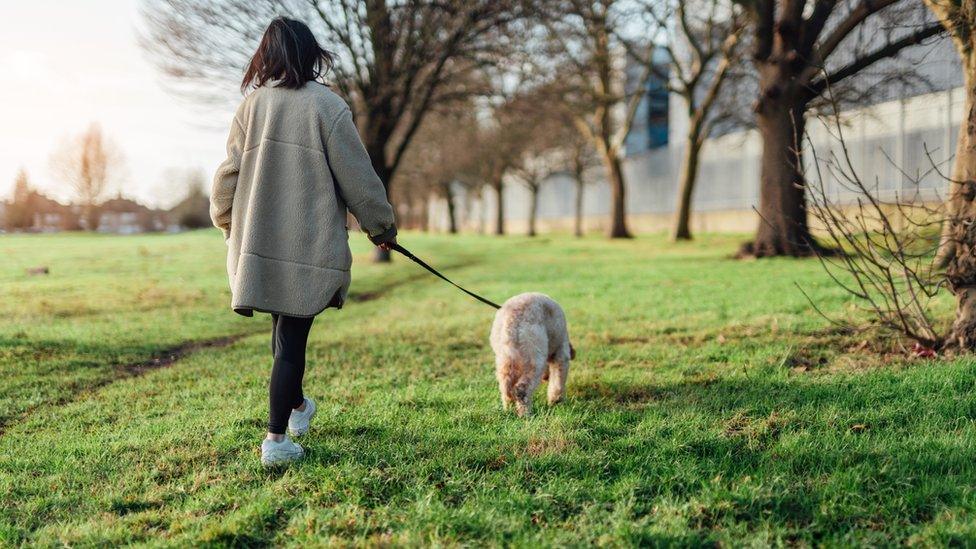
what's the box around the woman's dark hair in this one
[241,17,334,92]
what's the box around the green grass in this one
[2,229,976,546]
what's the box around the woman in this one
[210,17,397,467]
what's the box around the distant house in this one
[28,192,79,232]
[2,191,174,234]
[97,195,168,234]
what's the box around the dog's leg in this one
[513,365,540,418]
[499,378,514,410]
[497,360,515,411]
[547,357,569,405]
[513,378,532,417]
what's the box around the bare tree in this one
[528,101,600,237]
[397,107,482,234]
[564,131,600,237]
[734,0,944,258]
[640,0,748,241]
[6,169,34,231]
[473,97,541,236]
[512,162,544,237]
[539,0,657,238]
[511,152,562,237]
[141,0,525,259]
[926,0,976,349]
[50,123,124,231]
[495,93,564,237]
[480,128,514,236]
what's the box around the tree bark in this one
[944,60,976,348]
[672,124,703,241]
[922,0,976,348]
[574,175,585,237]
[740,95,817,257]
[528,185,539,237]
[602,149,631,238]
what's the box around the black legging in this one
[268,314,315,434]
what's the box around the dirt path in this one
[0,331,260,436]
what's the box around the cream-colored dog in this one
[490,293,574,417]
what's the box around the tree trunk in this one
[601,149,631,238]
[672,126,703,241]
[574,176,584,237]
[494,180,505,235]
[444,182,458,234]
[528,186,539,237]
[420,195,430,233]
[84,203,100,232]
[365,139,394,262]
[478,188,487,235]
[740,97,817,257]
[944,59,976,348]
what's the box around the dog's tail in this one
[569,343,577,360]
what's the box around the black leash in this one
[392,243,501,310]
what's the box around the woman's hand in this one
[378,236,397,252]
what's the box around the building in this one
[1,189,179,234]
[624,49,670,155]
[26,192,79,232]
[97,195,168,234]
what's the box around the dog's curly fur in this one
[490,293,574,417]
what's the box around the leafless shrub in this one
[803,105,951,350]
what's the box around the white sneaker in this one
[261,436,304,467]
[288,397,317,436]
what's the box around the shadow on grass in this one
[568,365,976,530]
[255,362,976,542]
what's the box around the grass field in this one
[3,230,976,546]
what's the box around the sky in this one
[0,0,233,208]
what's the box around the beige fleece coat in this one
[211,82,396,317]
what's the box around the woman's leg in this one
[270,313,279,356]
[268,314,314,436]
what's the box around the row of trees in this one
[142,0,947,259]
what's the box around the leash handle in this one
[392,243,502,310]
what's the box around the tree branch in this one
[805,22,945,100]
[815,0,901,62]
